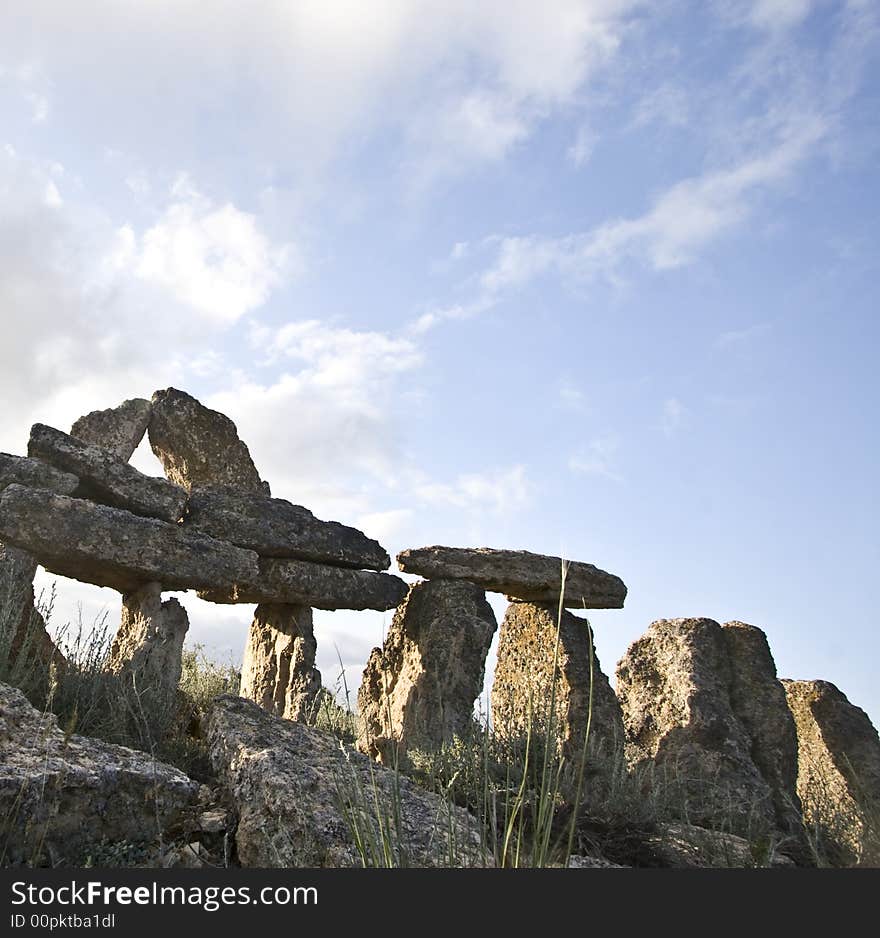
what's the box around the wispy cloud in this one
[568,436,622,481]
[413,465,531,514]
[660,397,686,437]
[715,321,773,348]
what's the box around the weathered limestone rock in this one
[615,618,795,838]
[184,487,390,570]
[639,823,796,869]
[29,424,187,523]
[70,398,152,462]
[397,546,627,609]
[0,485,259,594]
[0,452,78,495]
[491,602,624,760]
[206,694,487,867]
[0,681,198,865]
[106,583,190,702]
[357,580,497,763]
[783,679,880,866]
[721,621,803,838]
[149,388,267,493]
[239,604,321,722]
[199,557,408,611]
[0,542,65,676]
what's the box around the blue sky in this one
[1,1,877,722]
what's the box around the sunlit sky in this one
[1,1,877,722]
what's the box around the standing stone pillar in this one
[615,617,803,843]
[0,541,66,681]
[783,679,880,866]
[357,579,498,764]
[491,601,624,761]
[239,603,321,722]
[107,582,189,702]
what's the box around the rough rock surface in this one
[239,604,321,722]
[0,542,65,674]
[199,557,408,611]
[149,388,267,493]
[0,681,198,865]
[206,694,487,867]
[0,452,79,495]
[70,398,152,463]
[784,679,880,866]
[639,823,795,869]
[106,583,190,702]
[491,601,624,760]
[358,580,497,763]
[397,546,627,608]
[184,487,390,570]
[721,621,803,837]
[615,617,796,837]
[29,424,187,523]
[0,485,259,594]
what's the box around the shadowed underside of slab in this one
[199,557,408,611]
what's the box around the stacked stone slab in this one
[616,618,803,845]
[358,546,627,763]
[358,579,498,763]
[397,546,627,608]
[0,389,406,724]
[1,453,80,677]
[783,679,880,866]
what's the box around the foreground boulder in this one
[239,604,321,722]
[106,582,190,703]
[783,679,880,866]
[491,602,624,761]
[199,557,408,611]
[397,546,627,608]
[0,452,78,495]
[358,580,497,763]
[70,398,152,463]
[0,681,198,865]
[0,485,259,594]
[29,424,187,523]
[149,388,267,493]
[184,487,390,570]
[616,618,802,843]
[206,695,487,867]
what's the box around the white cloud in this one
[476,114,826,294]
[715,321,773,347]
[568,437,622,481]
[413,465,531,514]
[567,123,598,166]
[749,0,813,31]
[558,379,588,411]
[357,509,414,546]
[203,320,423,515]
[0,2,642,183]
[660,397,685,437]
[132,185,294,324]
